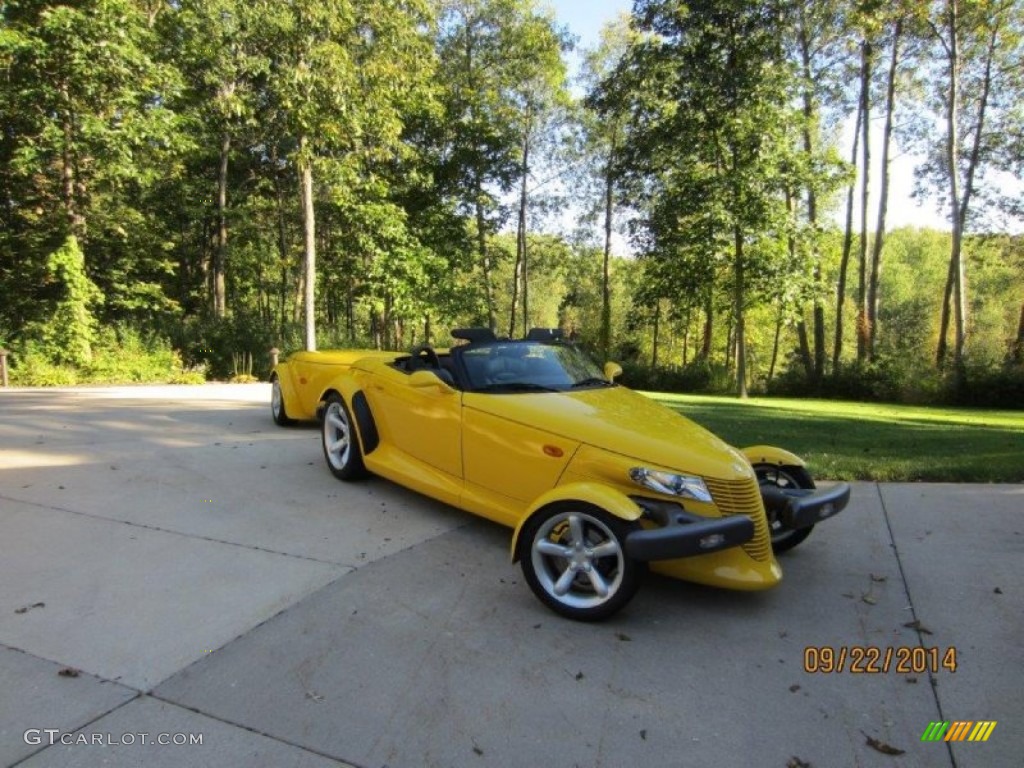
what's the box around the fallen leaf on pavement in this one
[902,620,933,635]
[861,731,904,756]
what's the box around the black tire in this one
[270,375,295,426]
[321,394,367,481]
[520,502,642,621]
[754,464,816,553]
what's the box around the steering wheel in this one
[409,344,441,370]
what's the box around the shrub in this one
[954,363,1024,409]
[8,343,80,386]
[84,327,188,383]
[620,360,733,394]
[173,313,284,381]
[8,326,205,386]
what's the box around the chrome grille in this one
[704,476,772,562]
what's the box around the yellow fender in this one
[313,374,370,449]
[741,445,806,468]
[510,482,642,562]
[318,374,362,414]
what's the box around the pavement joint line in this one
[142,517,477,694]
[875,482,958,768]
[0,645,142,768]
[6,696,144,768]
[0,642,143,693]
[0,491,352,568]
[144,694,364,768]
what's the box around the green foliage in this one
[173,313,279,381]
[86,328,201,384]
[0,0,1021,418]
[9,327,203,386]
[8,344,82,386]
[35,236,102,367]
[769,356,941,404]
[619,360,734,394]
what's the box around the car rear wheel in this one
[520,503,641,621]
[270,376,294,426]
[322,394,367,480]
[754,464,815,553]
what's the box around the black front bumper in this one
[759,482,851,530]
[625,497,754,561]
[624,481,851,562]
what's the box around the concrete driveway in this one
[1,385,1020,768]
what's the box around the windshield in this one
[459,342,610,392]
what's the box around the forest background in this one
[2,0,1022,407]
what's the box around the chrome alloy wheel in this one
[530,510,626,611]
[323,400,353,471]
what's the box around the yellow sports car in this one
[270,328,850,620]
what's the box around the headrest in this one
[452,328,497,344]
[525,327,563,341]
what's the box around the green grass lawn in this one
[645,393,1024,483]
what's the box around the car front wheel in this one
[322,394,367,481]
[520,502,641,621]
[754,464,816,553]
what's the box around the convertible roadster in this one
[270,328,850,620]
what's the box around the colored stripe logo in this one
[921,721,997,742]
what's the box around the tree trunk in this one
[519,118,532,337]
[734,224,748,399]
[509,135,527,337]
[869,19,903,359]
[299,135,316,351]
[798,17,825,380]
[700,291,713,361]
[785,187,813,377]
[939,2,998,374]
[214,131,230,318]
[270,144,292,334]
[768,309,783,383]
[474,178,497,332]
[943,0,966,379]
[1013,302,1024,364]
[937,257,954,367]
[651,300,661,369]
[834,102,863,373]
[796,320,813,379]
[59,85,86,241]
[601,129,618,361]
[857,39,872,363]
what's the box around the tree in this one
[171,0,261,318]
[504,5,572,338]
[787,0,852,380]
[581,15,634,360]
[610,0,803,397]
[250,0,435,350]
[920,0,1023,376]
[1,0,183,331]
[436,0,561,332]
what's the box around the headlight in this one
[629,467,713,503]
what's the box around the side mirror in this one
[604,362,623,382]
[409,369,457,394]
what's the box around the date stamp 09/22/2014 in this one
[803,645,958,674]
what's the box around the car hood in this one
[461,387,752,481]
